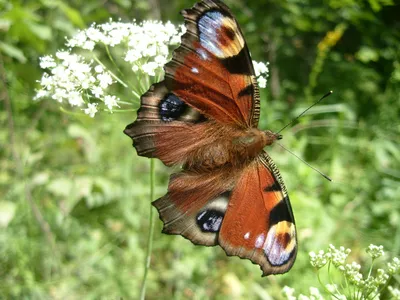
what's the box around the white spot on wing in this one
[196,48,209,60]
[191,67,199,74]
[197,211,206,220]
[255,233,265,248]
[244,232,250,240]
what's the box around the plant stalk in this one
[140,159,156,300]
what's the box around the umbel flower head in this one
[284,244,400,300]
[35,20,186,117]
[35,19,270,118]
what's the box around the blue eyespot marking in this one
[159,93,186,122]
[196,209,224,233]
[198,11,225,57]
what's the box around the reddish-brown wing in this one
[124,0,260,166]
[153,168,237,246]
[166,0,260,127]
[219,152,297,275]
[153,152,297,276]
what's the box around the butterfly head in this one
[263,130,282,146]
[275,133,283,140]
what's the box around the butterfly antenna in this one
[277,91,333,134]
[277,142,332,182]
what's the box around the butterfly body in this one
[155,121,280,171]
[125,0,297,276]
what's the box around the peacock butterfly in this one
[124,0,297,276]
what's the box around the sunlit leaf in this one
[0,41,26,62]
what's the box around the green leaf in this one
[28,22,52,40]
[47,178,73,198]
[0,41,26,63]
[0,18,11,31]
[0,201,16,228]
[57,2,85,28]
[356,46,379,63]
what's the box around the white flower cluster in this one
[366,244,385,259]
[253,60,269,88]
[282,286,296,300]
[339,261,362,285]
[68,20,185,77]
[35,20,185,117]
[309,250,328,269]
[35,53,118,117]
[374,268,389,285]
[388,257,400,275]
[35,19,271,118]
[328,244,351,267]
[310,245,351,269]
[287,244,400,300]
[389,286,400,300]
[282,286,324,300]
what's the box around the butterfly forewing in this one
[124,0,261,165]
[124,81,206,164]
[165,0,260,127]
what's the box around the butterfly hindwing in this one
[153,151,297,276]
[218,152,297,275]
[153,169,237,246]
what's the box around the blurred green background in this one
[1,0,399,298]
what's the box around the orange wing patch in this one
[218,152,297,275]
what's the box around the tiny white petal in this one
[83,103,98,118]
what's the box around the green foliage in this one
[1,0,399,298]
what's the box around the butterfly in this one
[124,0,297,276]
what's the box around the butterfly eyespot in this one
[279,232,292,248]
[159,93,186,122]
[196,209,224,232]
[222,26,235,42]
[264,221,296,266]
[198,11,244,58]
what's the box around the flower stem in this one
[92,55,128,88]
[368,258,375,279]
[376,274,393,299]
[105,44,126,80]
[317,270,333,299]
[139,159,156,300]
